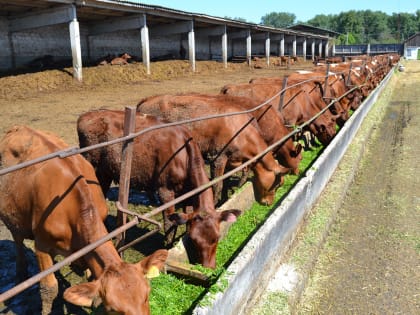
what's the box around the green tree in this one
[362,10,394,43]
[307,14,338,30]
[260,12,296,28]
[389,13,418,41]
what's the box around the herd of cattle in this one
[0,53,399,314]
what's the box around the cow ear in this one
[63,280,100,307]
[138,249,168,279]
[219,209,242,223]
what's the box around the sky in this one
[134,0,419,24]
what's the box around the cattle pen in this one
[0,54,399,314]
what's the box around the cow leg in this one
[12,233,28,283]
[158,188,177,246]
[237,167,250,187]
[34,247,58,315]
[95,171,113,197]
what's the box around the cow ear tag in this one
[146,265,160,279]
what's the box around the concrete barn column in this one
[302,37,307,61]
[69,16,82,81]
[367,43,371,56]
[325,41,329,57]
[311,39,316,60]
[265,33,270,66]
[222,26,228,68]
[332,43,336,56]
[318,40,323,57]
[280,34,285,56]
[246,29,252,66]
[292,35,296,57]
[140,14,150,75]
[188,21,196,72]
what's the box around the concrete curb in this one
[192,68,395,315]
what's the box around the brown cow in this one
[137,94,287,207]
[110,52,132,65]
[315,62,371,110]
[0,125,168,315]
[245,78,338,146]
[290,70,351,126]
[220,83,302,175]
[77,110,241,269]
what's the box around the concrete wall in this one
[0,18,12,70]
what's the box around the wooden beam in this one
[89,14,146,35]
[9,4,75,32]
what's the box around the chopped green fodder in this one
[148,144,324,315]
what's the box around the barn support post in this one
[246,29,252,66]
[280,33,285,56]
[222,25,228,68]
[140,14,151,75]
[279,34,284,57]
[325,41,329,57]
[302,37,307,61]
[332,42,336,56]
[188,20,196,72]
[318,40,323,57]
[311,39,316,61]
[69,6,82,82]
[367,43,371,56]
[292,35,297,57]
[116,107,136,255]
[265,33,270,66]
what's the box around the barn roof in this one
[288,23,341,38]
[0,0,330,39]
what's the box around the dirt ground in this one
[0,59,309,146]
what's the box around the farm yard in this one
[0,56,418,315]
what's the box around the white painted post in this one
[280,34,285,56]
[188,21,196,72]
[332,43,336,56]
[292,35,296,57]
[69,17,82,81]
[319,40,323,57]
[222,25,228,68]
[311,39,315,61]
[302,37,307,61]
[265,33,270,66]
[140,14,150,75]
[367,43,371,56]
[325,41,329,57]
[246,29,251,66]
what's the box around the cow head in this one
[63,249,168,315]
[170,209,241,269]
[274,142,303,176]
[251,154,286,206]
